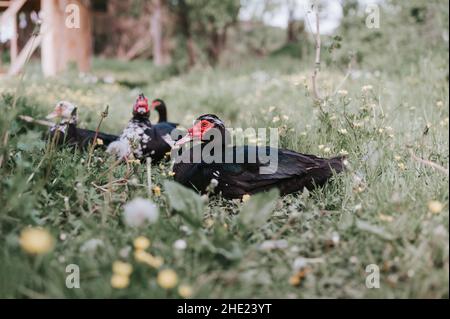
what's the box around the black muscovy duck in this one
[151,98,178,127]
[107,94,178,162]
[172,114,345,199]
[46,101,119,150]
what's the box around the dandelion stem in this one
[147,158,152,197]
[87,105,109,168]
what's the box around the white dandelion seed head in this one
[123,197,159,227]
[80,238,104,253]
[173,239,187,250]
[107,139,131,159]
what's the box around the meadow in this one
[0,24,449,297]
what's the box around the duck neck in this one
[132,113,151,125]
[156,105,167,123]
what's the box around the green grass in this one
[0,36,448,298]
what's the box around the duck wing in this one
[174,145,344,198]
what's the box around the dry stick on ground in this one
[18,115,53,127]
[87,105,109,167]
[409,149,449,176]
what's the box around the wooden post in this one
[10,12,18,64]
[41,0,92,76]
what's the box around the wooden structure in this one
[0,0,92,76]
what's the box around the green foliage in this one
[237,189,279,232]
[164,180,204,228]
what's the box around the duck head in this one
[151,98,167,122]
[46,101,77,124]
[133,94,150,118]
[176,114,226,146]
[151,98,165,111]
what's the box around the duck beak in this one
[46,111,59,119]
[151,101,160,110]
[175,134,192,147]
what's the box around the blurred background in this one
[0,0,446,75]
[0,0,448,132]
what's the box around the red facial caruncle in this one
[176,120,214,146]
[133,95,150,114]
[151,100,161,110]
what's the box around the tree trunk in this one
[286,0,297,43]
[41,0,92,76]
[178,0,196,67]
[150,0,165,66]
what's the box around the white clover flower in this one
[338,128,348,135]
[331,232,340,245]
[259,239,288,251]
[209,178,219,188]
[80,238,104,253]
[173,239,187,250]
[123,198,159,227]
[361,85,373,92]
[119,246,132,258]
[337,89,348,96]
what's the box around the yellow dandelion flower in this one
[111,274,129,289]
[242,194,251,202]
[318,144,325,150]
[204,218,214,228]
[153,186,161,197]
[289,274,301,286]
[428,201,443,214]
[323,147,331,154]
[379,214,394,222]
[157,269,178,289]
[397,162,406,171]
[178,284,193,298]
[96,138,104,146]
[133,236,151,251]
[394,155,402,161]
[20,228,54,255]
[289,269,309,287]
[112,261,133,276]
[134,250,163,268]
[127,159,141,165]
[168,171,176,177]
